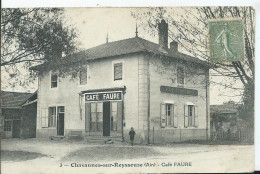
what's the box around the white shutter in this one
[41,108,48,128]
[173,104,178,128]
[184,105,188,128]
[161,103,166,128]
[194,105,198,127]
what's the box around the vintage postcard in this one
[1,7,255,173]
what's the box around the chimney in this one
[158,19,168,49]
[170,41,178,51]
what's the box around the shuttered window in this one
[161,103,177,128]
[80,69,87,85]
[184,105,198,127]
[114,63,123,81]
[51,74,58,88]
[48,107,56,127]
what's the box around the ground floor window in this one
[161,103,177,128]
[184,105,198,127]
[90,102,103,131]
[48,107,56,127]
[111,102,117,131]
[4,120,11,131]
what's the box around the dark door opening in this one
[103,102,110,136]
[57,113,64,136]
[12,120,21,138]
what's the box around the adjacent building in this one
[1,91,37,138]
[32,20,211,143]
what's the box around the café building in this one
[33,20,211,143]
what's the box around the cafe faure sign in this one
[85,91,122,101]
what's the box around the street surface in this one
[1,138,254,173]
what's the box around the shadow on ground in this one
[62,146,164,162]
[1,150,47,162]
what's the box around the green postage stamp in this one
[209,19,244,62]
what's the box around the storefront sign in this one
[85,92,122,101]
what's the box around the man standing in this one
[129,127,136,146]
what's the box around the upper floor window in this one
[177,66,184,85]
[51,74,58,88]
[114,63,123,81]
[79,69,88,85]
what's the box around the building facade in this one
[1,91,37,138]
[33,20,210,143]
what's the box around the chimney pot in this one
[158,20,168,49]
[170,41,178,51]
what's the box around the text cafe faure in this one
[85,92,122,101]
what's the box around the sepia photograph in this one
[0,5,256,173]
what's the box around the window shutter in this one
[85,103,91,131]
[41,108,48,128]
[194,105,198,127]
[114,63,122,80]
[161,103,166,128]
[184,105,188,128]
[80,69,87,85]
[173,104,178,128]
[117,101,123,132]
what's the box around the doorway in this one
[57,113,64,136]
[12,120,21,138]
[103,102,110,136]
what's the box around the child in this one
[129,127,136,146]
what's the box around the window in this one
[184,105,198,127]
[161,103,178,128]
[48,107,56,127]
[188,105,194,126]
[79,69,88,85]
[177,67,184,85]
[111,102,117,131]
[90,102,103,131]
[166,104,173,126]
[4,121,11,131]
[114,63,123,81]
[51,74,58,88]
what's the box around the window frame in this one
[51,73,58,88]
[48,107,57,127]
[113,62,123,81]
[4,120,12,131]
[165,104,173,127]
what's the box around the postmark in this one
[209,19,244,62]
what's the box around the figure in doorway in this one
[129,127,136,146]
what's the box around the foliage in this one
[1,8,78,88]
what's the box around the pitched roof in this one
[0,91,34,109]
[210,103,240,114]
[31,36,211,70]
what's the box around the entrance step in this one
[85,136,123,144]
[49,136,65,141]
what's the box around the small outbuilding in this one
[1,91,37,138]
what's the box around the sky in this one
[2,7,243,105]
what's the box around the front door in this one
[12,120,21,138]
[103,102,110,136]
[57,113,64,136]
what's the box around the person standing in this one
[129,127,136,146]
